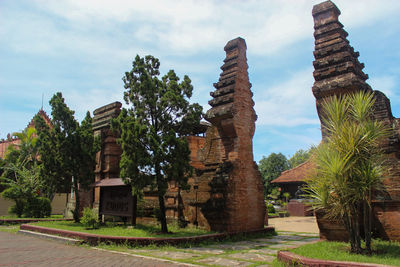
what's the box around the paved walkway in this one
[109,232,319,266]
[0,217,320,266]
[0,231,187,266]
[268,216,319,233]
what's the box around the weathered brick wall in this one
[312,0,400,241]
[92,102,122,205]
[88,41,265,233]
[187,37,265,232]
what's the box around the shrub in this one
[8,200,25,217]
[24,197,51,218]
[267,203,275,214]
[80,207,99,229]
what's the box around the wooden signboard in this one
[100,186,133,217]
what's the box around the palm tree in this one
[306,91,390,254]
[6,127,39,168]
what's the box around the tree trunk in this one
[131,194,137,226]
[155,167,168,233]
[177,187,187,228]
[73,177,80,223]
[353,204,362,254]
[364,190,372,254]
[158,193,168,233]
[344,214,356,253]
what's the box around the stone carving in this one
[312,0,400,241]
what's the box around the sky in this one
[1,0,400,162]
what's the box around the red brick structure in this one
[179,37,265,232]
[88,38,266,233]
[65,102,123,218]
[92,102,123,208]
[312,0,400,241]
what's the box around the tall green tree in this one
[258,153,289,195]
[306,91,390,254]
[288,147,316,169]
[44,93,98,222]
[112,55,202,233]
[34,115,65,200]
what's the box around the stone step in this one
[17,230,82,245]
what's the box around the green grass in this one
[31,221,214,238]
[0,214,63,219]
[0,225,19,233]
[290,239,400,266]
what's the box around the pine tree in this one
[112,55,202,233]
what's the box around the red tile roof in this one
[0,109,52,159]
[271,160,315,184]
[27,109,52,129]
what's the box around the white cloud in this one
[60,87,125,120]
[23,0,400,57]
[369,75,397,98]
[254,68,320,127]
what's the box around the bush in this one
[267,203,275,214]
[24,197,52,218]
[8,200,25,217]
[80,207,99,229]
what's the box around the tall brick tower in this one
[200,37,265,232]
[312,0,372,139]
[312,0,400,241]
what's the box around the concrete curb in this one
[18,229,82,245]
[20,224,275,246]
[277,251,392,267]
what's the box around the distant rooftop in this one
[271,160,315,184]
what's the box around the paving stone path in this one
[0,226,319,267]
[0,230,188,266]
[102,232,320,266]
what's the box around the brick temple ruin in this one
[87,37,266,232]
[72,0,400,240]
[179,37,266,232]
[312,0,400,241]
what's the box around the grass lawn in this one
[0,225,19,233]
[290,239,400,266]
[31,221,214,238]
[0,214,64,220]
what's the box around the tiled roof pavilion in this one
[271,160,315,184]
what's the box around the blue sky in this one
[1,0,400,162]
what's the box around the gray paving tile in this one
[197,257,253,266]
[253,237,287,243]
[267,243,297,250]
[185,247,225,254]
[227,252,275,262]
[248,248,277,255]
[149,250,202,259]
